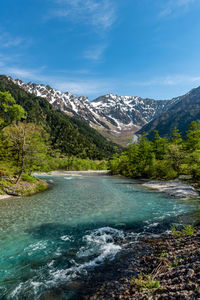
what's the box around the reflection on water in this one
[0,175,199,299]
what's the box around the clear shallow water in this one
[0,175,199,299]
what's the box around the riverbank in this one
[0,194,12,200]
[33,170,110,177]
[79,226,200,300]
[0,177,48,198]
[142,179,199,199]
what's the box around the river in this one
[0,175,199,299]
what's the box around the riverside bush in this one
[171,224,195,237]
[21,174,37,183]
[129,274,160,292]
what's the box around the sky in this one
[0,0,200,100]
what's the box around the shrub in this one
[128,274,160,292]
[21,173,37,183]
[151,159,177,180]
[171,224,195,237]
[0,189,5,195]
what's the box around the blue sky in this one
[0,0,200,100]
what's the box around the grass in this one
[171,224,195,237]
[0,178,12,195]
[0,178,12,187]
[169,255,184,268]
[128,274,160,293]
[16,180,48,196]
[0,188,5,195]
[160,250,169,258]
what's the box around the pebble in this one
[187,269,195,276]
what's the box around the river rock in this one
[187,269,195,276]
[3,188,21,196]
[142,180,199,199]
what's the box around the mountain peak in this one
[4,75,185,146]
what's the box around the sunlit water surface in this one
[0,175,199,299]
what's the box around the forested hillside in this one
[0,75,122,159]
[139,86,200,139]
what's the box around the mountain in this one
[8,76,175,146]
[138,86,200,139]
[0,75,122,159]
[5,75,200,143]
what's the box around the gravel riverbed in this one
[76,226,200,300]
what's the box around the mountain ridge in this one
[6,75,200,143]
[7,76,177,145]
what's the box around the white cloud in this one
[83,44,107,61]
[51,0,116,31]
[159,0,196,17]
[54,79,107,95]
[0,65,111,96]
[132,74,200,87]
[0,31,24,48]
[3,67,39,79]
[0,65,48,83]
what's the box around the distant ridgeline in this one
[0,75,122,159]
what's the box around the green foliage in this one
[129,274,160,292]
[183,150,200,179]
[21,174,37,183]
[171,224,195,237]
[109,121,200,181]
[0,91,26,128]
[152,130,168,160]
[15,179,48,196]
[0,178,12,188]
[185,121,200,151]
[160,250,169,258]
[169,255,184,268]
[3,122,50,181]
[0,189,5,195]
[34,181,49,193]
[41,156,108,172]
[170,127,183,145]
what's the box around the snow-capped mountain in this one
[7,76,179,145]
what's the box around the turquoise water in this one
[0,175,199,299]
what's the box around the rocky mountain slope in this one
[7,76,200,144]
[8,76,174,145]
[138,86,200,139]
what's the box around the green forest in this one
[109,122,200,182]
[0,90,108,195]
